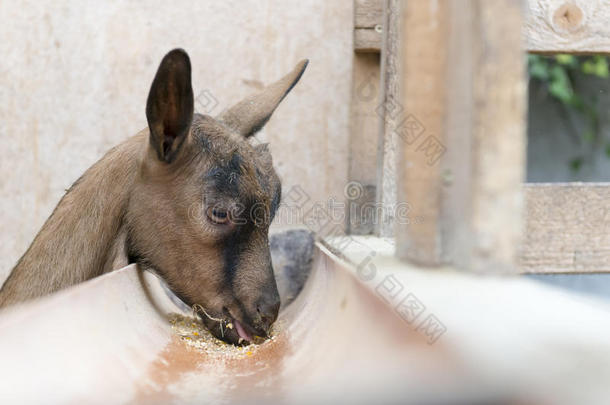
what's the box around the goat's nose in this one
[256,295,280,332]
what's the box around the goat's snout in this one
[254,293,280,333]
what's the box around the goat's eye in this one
[207,207,230,224]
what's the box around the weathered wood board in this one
[526,0,610,54]
[354,0,383,28]
[521,183,610,273]
[354,0,383,52]
[354,28,383,53]
[354,0,610,54]
[348,53,381,234]
[395,0,526,272]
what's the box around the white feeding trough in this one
[1,238,610,404]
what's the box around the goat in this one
[0,49,308,345]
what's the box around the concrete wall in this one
[0,1,353,284]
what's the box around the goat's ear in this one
[146,49,194,163]
[218,59,308,138]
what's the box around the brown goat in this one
[0,49,308,345]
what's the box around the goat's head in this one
[126,49,307,345]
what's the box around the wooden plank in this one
[354,28,382,53]
[348,53,381,234]
[393,0,446,261]
[526,0,610,54]
[354,0,383,28]
[375,0,401,237]
[354,0,610,54]
[520,183,610,273]
[395,1,526,272]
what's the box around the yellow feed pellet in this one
[168,313,279,360]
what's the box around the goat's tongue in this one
[233,319,252,342]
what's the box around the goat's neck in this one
[0,132,147,308]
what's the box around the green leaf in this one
[548,65,574,104]
[595,57,609,78]
[582,59,595,75]
[582,56,610,78]
[555,54,576,66]
[605,144,610,158]
[527,54,541,64]
[566,91,590,110]
[570,157,584,172]
[529,63,549,80]
[528,56,550,81]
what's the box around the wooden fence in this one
[349,0,610,273]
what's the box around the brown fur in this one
[0,133,143,307]
[0,49,308,345]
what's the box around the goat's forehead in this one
[192,115,265,159]
[190,114,277,201]
[203,150,274,201]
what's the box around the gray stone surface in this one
[270,228,315,308]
